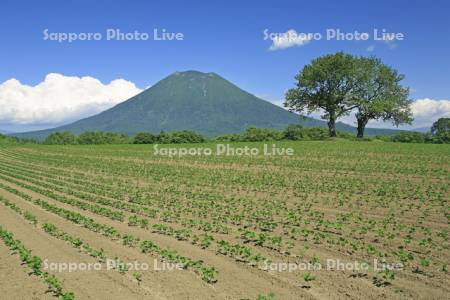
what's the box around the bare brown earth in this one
[0,142,448,300]
[0,241,54,300]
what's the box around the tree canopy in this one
[285,52,357,137]
[353,56,412,138]
[133,132,158,144]
[285,52,413,138]
[43,131,77,145]
[431,118,450,143]
[431,118,450,135]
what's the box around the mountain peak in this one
[171,70,218,78]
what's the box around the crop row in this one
[0,182,218,283]
[0,158,447,274]
[0,224,75,300]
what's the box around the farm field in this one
[0,141,448,300]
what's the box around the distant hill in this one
[14,71,405,140]
[0,129,14,134]
[412,127,430,133]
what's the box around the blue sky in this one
[1,0,449,132]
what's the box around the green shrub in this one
[242,126,283,142]
[391,132,426,143]
[133,132,157,144]
[43,131,76,145]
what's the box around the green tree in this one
[353,57,413,138]
[285,52,358,137]
[168,130,206,143]
[44,131,76,145]
[302,127,329,140]
[431,118,450,135]
[77,132,102,144]
[133,132,157,144]
[0,134,20,145]
[282,124,304,140]
[391,132,425,143]
[76,131,129,144]
[103,132,129,144]
[242,126,282,142]
[157,131,171,144]
[431,118,450,143]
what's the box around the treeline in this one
[388,132,449,144]
[43,130,205,145]
[386,118,449,144]
[42,126,341,145]
[44,131,129,145]
[216,125,333,142]
[0,134,37,145]
[40,126,449,146]
[42,127,336,145]
[30,118,450,145]
[217,125,450,144]
[133,130,205,144]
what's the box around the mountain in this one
[412,126,430,133]
[14,71,404,140]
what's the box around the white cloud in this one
[269,29,312,51]
[0,73,142,126]
[366,45,375,52]
[408,98,450,128]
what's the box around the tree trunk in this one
[328,113,337,137]
[357,117,368,138]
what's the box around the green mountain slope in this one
[14,71,404,140]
